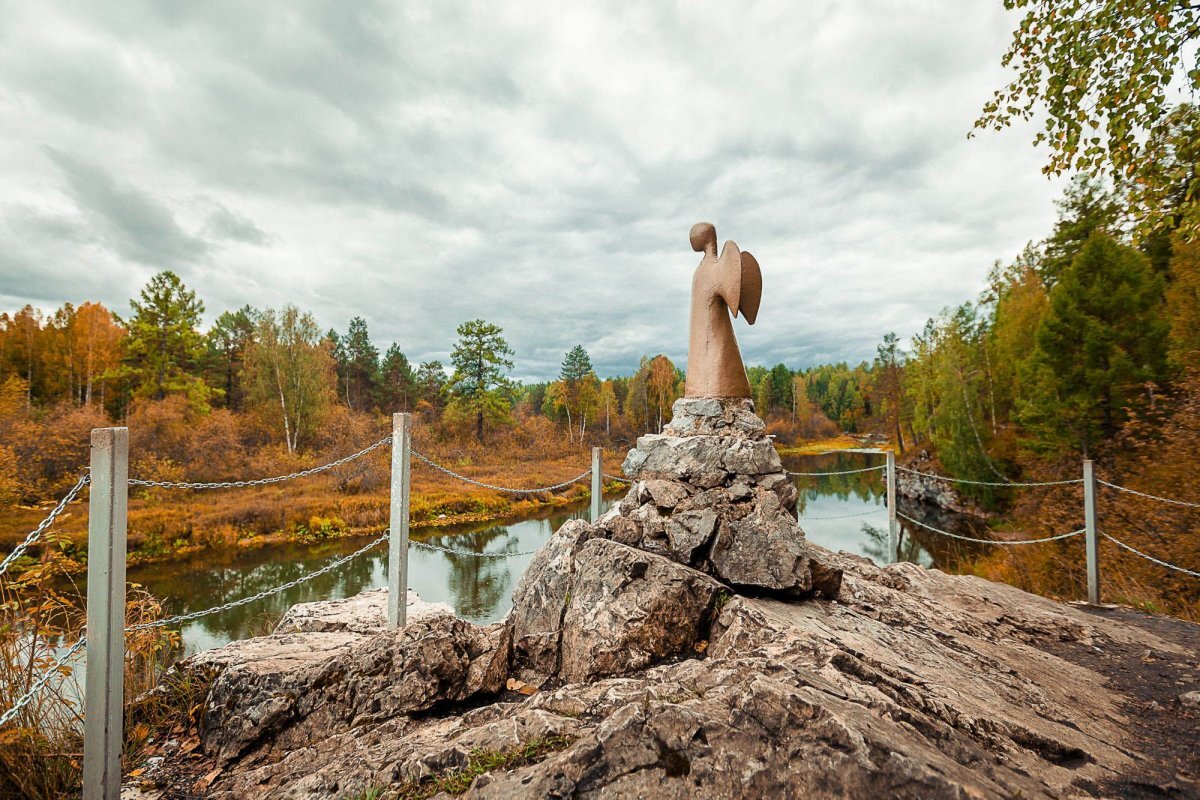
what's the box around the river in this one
[128,450,989,656]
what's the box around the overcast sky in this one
[0,1,1070,381]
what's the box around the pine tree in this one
[125,271,210,405]
[415,360,447,415]
[205,306,258,411]
[379,344,416,411]
[556,344,594,442]
[1040,176,1121,287]
[1024,232,1169,454]
[342,317,379,411]
[448,320,514,442]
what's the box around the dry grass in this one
[0,552,179,799]
[0,436,615,572]
[776,434,887,456]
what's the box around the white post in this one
[591,447,602,523]
[84,428,128,800]
[886,450,898,564]
[388,413,412,629]
[1084,459,1100,605]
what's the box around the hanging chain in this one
[896,465,1081,488]
[411,450,591,494]
[0,473,91,577]
[1100,532,1200,578]
[788,464,887,477]
[127,532,389,631]
[0,636,87,728]
[129,435,393,490]
[411,539,544,558]
[1097,479,1200,509]
[897,511,1085,545]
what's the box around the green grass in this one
[394,735,575,799]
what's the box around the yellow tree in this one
[70,302,124,407]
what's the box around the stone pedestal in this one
[599,397,839,598]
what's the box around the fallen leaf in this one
[196,767,222,790]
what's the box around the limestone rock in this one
[274,587,453,635]
[200,614,510,766]
[510,525,725,685]
[162,552,1199,799]
[142,397,1200,799]
[558,538,723,683]
[606,397,826,597]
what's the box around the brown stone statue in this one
[685,222,762,398]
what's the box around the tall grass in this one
[0,529,178,799]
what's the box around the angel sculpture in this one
[685,222,762,398]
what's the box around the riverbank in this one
[775,433,886,455]
[0,443,631,573]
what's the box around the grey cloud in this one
[44,148,208,267]
[0,1,1063,380]
[200,201,272,246]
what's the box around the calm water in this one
[128,450,988,656]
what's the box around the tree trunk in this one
[476,409,484,443]
[275,359,293,453]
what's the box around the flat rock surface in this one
[274,587,454,635]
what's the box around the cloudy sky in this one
[0,1,1069,381]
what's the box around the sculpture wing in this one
[739,251,762,325]
[715,240,741,318]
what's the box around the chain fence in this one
[1097,479,1200,510]
[411,540,544,558]
[604,473,631,483]
[896,511,1085,545]
[0,473,91,578]
[127,532,389,632]
[797,507,884,521]
[412,450,591,494]
[0,635,87,728]
[1100,532,1200,578]
[896,466,1081,488]
[129,435,393,490]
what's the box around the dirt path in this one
[1047,604,1200,798]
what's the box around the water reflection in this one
[131,452,995,657]
[783,450,988,570]
[129,500,611,655]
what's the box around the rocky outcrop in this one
[896,452,988,516]
[136,400,1200,800]
[603,397,837,598]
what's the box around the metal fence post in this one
[388,413,412,629]
[83,427,128,800]
[591,447,602,523]
[1083,458,1100,604]
[886,450,898,564]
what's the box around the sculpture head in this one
[689,222,717,256]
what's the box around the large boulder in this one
[509,522,726,685]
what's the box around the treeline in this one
[875,106,1200,498]
[0,271,907,505]
[0,273,703,503]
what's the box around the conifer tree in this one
[125,271,210,405]
[379,344,416,411]
[1024,232,1169,454]
[448,320,514,441]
